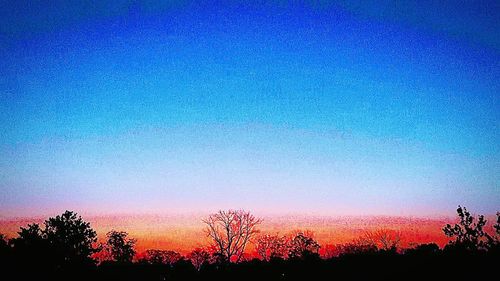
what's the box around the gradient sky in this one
[1,1,499,218]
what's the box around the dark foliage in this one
[5,211,98,280]
[140,249,182,265]
[256,234,288,260]
[288,232,320,259]
[443,206,489,252]
[105,230,136,263]
[1,207,499,281]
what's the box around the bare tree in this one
[362,229,402,251]
[203,210,262,263]
[188,247,211,270]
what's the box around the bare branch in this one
[203,209,262,263]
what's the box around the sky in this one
[0,0,499,218]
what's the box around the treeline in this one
[0,206,499,281]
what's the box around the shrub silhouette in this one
[336,240,378,256]
[405,243,440,255]
[142,249,182,265]
[485,212,500,253]
[443,206,489,252]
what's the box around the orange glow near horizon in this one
[0,213,459,256]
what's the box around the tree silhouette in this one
[3,206,500,280]
[6,211,98,281]
[256,234,288,260]
[188,247,211,270]
[105,230,136,263]
[43,210,98,265]
[288,232,320,259]
[203,210,262,263]
[443,206,489,251]
[10,211,98,269]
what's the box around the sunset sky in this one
[0,1,499,219]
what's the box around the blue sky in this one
[0,1,499,217]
